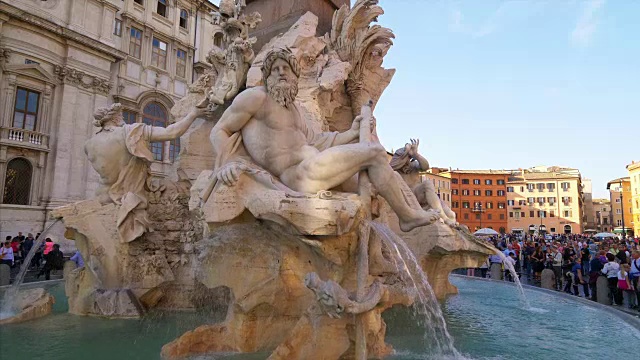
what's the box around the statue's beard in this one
[267,78,298,108]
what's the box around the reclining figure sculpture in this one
[197,48,440,233]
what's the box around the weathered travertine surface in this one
[0,288,54,325]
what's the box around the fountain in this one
[2,1,638,360]
[0,220,60,324]
[494,250,532,309]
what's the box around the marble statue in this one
[209,48,439,232]
[85,103,209,243]
[390,139,458,228]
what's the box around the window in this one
[485,179,492,185]
[452,189,458,195]
[616,209,621,214]
[499,214,505,220]
[157,0,167,17]
[129,27,142,59]
[134,0,144,5]
[2,158,32,205]
[462,202,470,209]
[507,200,514,206]
[180,9,188,29]
[474,201,481,208]
[537,197,545,204]
[464,213,469,220]
[485,190,493,196]
[550,227,556,233]
[615,198,621,203]
[13,88,40,131]
[521,212,525,218]
[498,202,506,209]
[475,214,480,220]
[169,138,180,162]
[487,214,492,220]
[452,201,459,208]
[547,197,556,204]
[617,219,622,226]
[497,190,505,196]
[563,197,572,204]
[547,183,555,190]
[143,103,168,161]
[519,200,526,206]
[451,178,458,184]
[152,37,168,69]
[114,19,122,36]
[473,190,480,196]
[176,49,187,78]
[537,183,545,191]
[507,186,514,192]
[497,180,505,185]
[539,211,546,218]
[122,111,137,124]
[527,184,534,191]
[564,210,571,217]
[561,182,570,191]
[527,197,534,204]
[486,202,493,209]
[462,190,469,196]
[462,179,469,184]
[530,211,535,217]
[550,210,555,218]
[473,179,480,185]
[509,212,513,218]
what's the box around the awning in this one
[613,227,633,234]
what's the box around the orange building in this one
[442,170,512,233]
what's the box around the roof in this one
[508,172,581,182]
[443,170,515,175]
[606,177,631,189]
[627,161,640,171]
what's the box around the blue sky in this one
[373,0,639,198]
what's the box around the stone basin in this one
[0,287,55,325]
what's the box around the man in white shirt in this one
[630,251,640,309]
[0,241,14,267]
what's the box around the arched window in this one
[143,103,168,161]
[563,225,572,234]
[180,9,188,29]
[3,158,32,205]
[214,32,224,49]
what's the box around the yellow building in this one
[592,198,612,232]
[506,166,584,235]
[607,177,633,236]
[627,161,640,236]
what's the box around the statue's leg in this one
[281,143,439,232]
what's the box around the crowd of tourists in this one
[472,233,640,312]
[0,232,82,281]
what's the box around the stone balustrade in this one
[1,127,49,149]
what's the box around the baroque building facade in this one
[627,161,640,237]
[607,176,633,236]
[0,0,220,241]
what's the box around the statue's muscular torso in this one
[240,87,319,177]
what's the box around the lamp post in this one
[619,181,626,239]
[472,203,485,230]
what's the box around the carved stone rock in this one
[0,288,54,325]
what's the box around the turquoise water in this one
[1,277,638,359]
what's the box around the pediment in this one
[3,64,58,84]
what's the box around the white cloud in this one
[570,0,606,47]
[448,4,510,39]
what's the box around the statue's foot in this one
[443,217,459,229]
[399,209,440,232]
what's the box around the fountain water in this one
[494,250,531,310]
[0,219,61,319]
[369,221,463,359]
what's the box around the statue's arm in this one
[211,88,266,153]
[150,108,207,142]
[412,153,430,172]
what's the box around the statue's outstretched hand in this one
[216,162,246,186]
[408,138,419,157]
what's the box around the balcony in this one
[1,127,50,151]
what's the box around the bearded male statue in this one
[85,103,209,243]
[209,48,439,232]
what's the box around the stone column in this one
[1,74,17,128]
[596,276,610,305]
[490,262,503,280]
[0,264,10,286]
